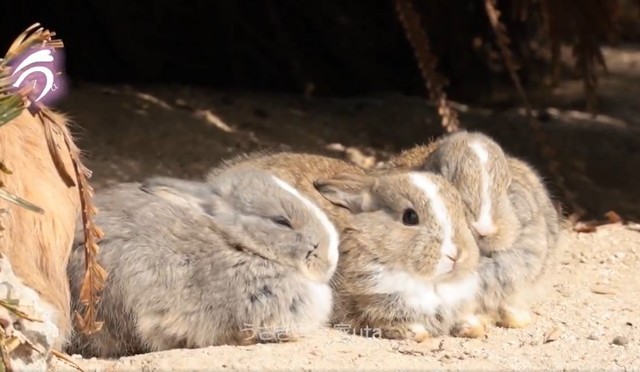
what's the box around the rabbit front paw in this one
[380,323,430,343]
[452,314,486,339]
[497,304,532,328]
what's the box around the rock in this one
[611,336,629,346]
[0,255,59,372]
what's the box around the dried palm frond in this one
[393,0,460,133]
[0,24,106,338]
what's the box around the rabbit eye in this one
[402,208,419,226]
[272,216,292,228]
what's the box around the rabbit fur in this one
[206,151,486,341]
[67,168,339,357]
[381,130,565,329]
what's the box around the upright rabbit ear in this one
[140,177,219,214]
[313,172,376,213]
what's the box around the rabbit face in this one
[141,169,339,284]
[227,174,340,283]
[422,132,520,254]
[314,171,479,281]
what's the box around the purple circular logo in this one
[8,46,67,108]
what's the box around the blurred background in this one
[1,0,639,221]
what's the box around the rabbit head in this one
[313,170,479,282]
[421,131,521,253]
[140,168,339,283]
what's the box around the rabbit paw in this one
[381,323,430,343]
[497,305,532,328]
[453,314,486,339]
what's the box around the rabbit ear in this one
[313,172,376,213]
[140,177,219,214]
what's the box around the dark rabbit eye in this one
[272,216,292,228]
[402,208,419,226]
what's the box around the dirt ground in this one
[51,46,640,370]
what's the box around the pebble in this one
[612,336,628,346]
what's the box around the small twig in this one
[0,300,41,323]
[51,349,85,372]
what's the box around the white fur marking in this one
[468,142,496,236]
[465,314,482,327]
[271,176,340,273]
[369,265,477,316]
[434,273,480,305]
[409,173,457,276]
[408,323,427,334]
[307,282,333,325]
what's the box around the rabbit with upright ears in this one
[206,151,486,340]
[382,130,564,329]
[66,168,339,358]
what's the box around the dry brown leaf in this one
[604,211,623,224]
[543,326,561,343]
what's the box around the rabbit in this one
[206,151,368,227]
[205,151,486,341]
[66,168,340,358]
[381,130,564,329]
[313,170,485,341]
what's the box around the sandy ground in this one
[50,46,640,370]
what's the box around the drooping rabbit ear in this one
[313,172,377,213]
[140,177,219,214]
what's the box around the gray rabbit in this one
[67,168,339,357]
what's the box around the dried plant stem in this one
[484,0,585,219]
[393,0,460,133]
[484,0,532,117]
[51,349,85,372]
[42,109,106,335]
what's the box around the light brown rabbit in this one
[381,130,563,329]
[314,170,484,340]
[206,151,485,341]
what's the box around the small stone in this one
[587,334,599,340]
[543,326,561,343]
[612,336,628,346]
[591,284,616,295]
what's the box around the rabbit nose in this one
[305,243,318,259]
[472,219,497,237]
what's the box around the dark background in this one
[0,0,541,103]
[2,0,639,221]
